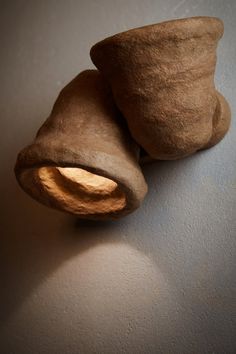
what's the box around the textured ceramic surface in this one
[2,1,235,353]
[15,70,147,219]
[91,17,231,160]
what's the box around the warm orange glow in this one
[21,167,126,216]
[56,167,118,195]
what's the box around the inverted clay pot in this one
[15,70,147,220]
[90,16,231,160]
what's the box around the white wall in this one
[1,0,236,353]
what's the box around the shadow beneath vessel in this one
[0,150,203,326]
[2,147,235,354]
[1,157,132,325]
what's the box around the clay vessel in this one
[90,16,231,160]
[15,70,147,220]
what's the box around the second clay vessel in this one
[15,70,147,219]
[91,16,231,160]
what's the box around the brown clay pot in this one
[15,70,147,220]
[90,16,231,160]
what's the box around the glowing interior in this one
[22,167,126,216]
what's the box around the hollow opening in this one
[21,166,126,216]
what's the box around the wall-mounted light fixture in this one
[90,16,230,160]
[15,17,230,220]
[15,71,147,219]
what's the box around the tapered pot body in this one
[15,70,147,219]
[91,17,231,159]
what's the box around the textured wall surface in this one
[1,1,236,353]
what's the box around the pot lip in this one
[91,16,223,52]
[15,145,148,220]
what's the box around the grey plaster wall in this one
[1,0,235,353]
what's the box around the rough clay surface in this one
[91,16,231,160]
[21,166,126,215]
[1,1,236,354]
[15,70,147,219]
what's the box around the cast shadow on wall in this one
[1,148,235,353]
[1,154,196,324]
